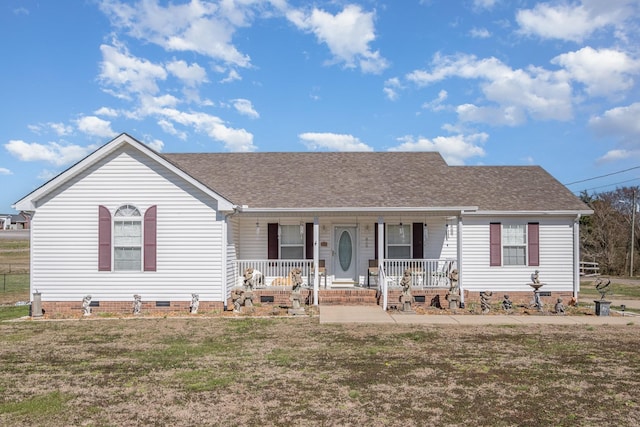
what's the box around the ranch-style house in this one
[14,133,592,315]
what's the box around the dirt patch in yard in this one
[1,317,638,426]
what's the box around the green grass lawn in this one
[580,279,640,299]
[0,305,29,321]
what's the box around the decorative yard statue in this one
[529,270,544,312]
[445,268,460,309]
[531,270,541,286]
[82,295,92,316]
[554,298,565,315]
[399,269,414,313]
[243,267,264,290]
[231,287,253,313]
[594,277,611,300]
[592,277,612,316]
[190,293,199,314]
[288,267,305,315]
[133,294,142,315]
[502,294,513,312]
[480,291,492,314]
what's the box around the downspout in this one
[222,206,241,311]
[573,214,581,301]
[457,214,464,307]
[313,217,319,306]
[378,216,387,311]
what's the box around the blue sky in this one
[2,0,640,212]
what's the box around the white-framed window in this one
[502,224,526,266]
[387,224,411,259]
[114,205,142,271]
[280,224,304,259]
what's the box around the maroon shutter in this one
[374,224,378,260]
[305,222,313,259]
[98,205,111,271]
[528,222,540,267]
[144,205,157,271]
[490,223,501,266]
[268,223,279,259]
[412,223,424,259]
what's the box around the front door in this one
[334,226,357,282]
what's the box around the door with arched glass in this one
[333,226,357,283]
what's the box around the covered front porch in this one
[229,211,465,309]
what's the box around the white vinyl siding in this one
[30,146,225,302]
[461,216,576,292]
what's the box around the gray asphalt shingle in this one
[163,152,589,212]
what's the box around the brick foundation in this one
[41,300,225,317]
[464,290,575,307]
[37,289,576,317]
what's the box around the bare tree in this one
[581,187,639,276]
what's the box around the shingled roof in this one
[163,152,589,212]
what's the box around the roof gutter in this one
[236,206,479,214]
[465,209,594,216]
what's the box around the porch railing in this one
[383,258,457,288]
[234,259,314,287]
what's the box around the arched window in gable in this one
[114,205,142,271]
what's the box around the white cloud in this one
[516,0,637,42]
[0,167,12,175]
[299,132,373,151]
[166,59,208,87]
[456,104,526,126]
[589,102,640,140]
[157,119,187,140]
[220,69,242,83]
[383,77,403,101]
[145,138,165,152]
[75,116,117,138]
[473,0,498,10]
[287,5,388,74]
[99,0,253,67]
[469,27,491,38]
[232,98,259,119]
[27,122,74,136]
[389,133,487,165]
[5,140,96,167]
[49,122,73,136]
[94,107,120,117]
[99,42,167,97]
[597,149,633,163]
[159,108,255,152]
[422,90,449,111]
[37,169,58,181]
[406,53,573,124]
[552,47,640,97]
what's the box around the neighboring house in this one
[0,213,30,230]
[13,133,592,315]
[0,214,10,230]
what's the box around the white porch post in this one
[378,216,387,311]
[573,214,581,301]
[313,217,320,306]
[221,216,229,311]
[457,214,464,306]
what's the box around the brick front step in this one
[318,289,380,306]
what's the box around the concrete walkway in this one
[319,305,638,325]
